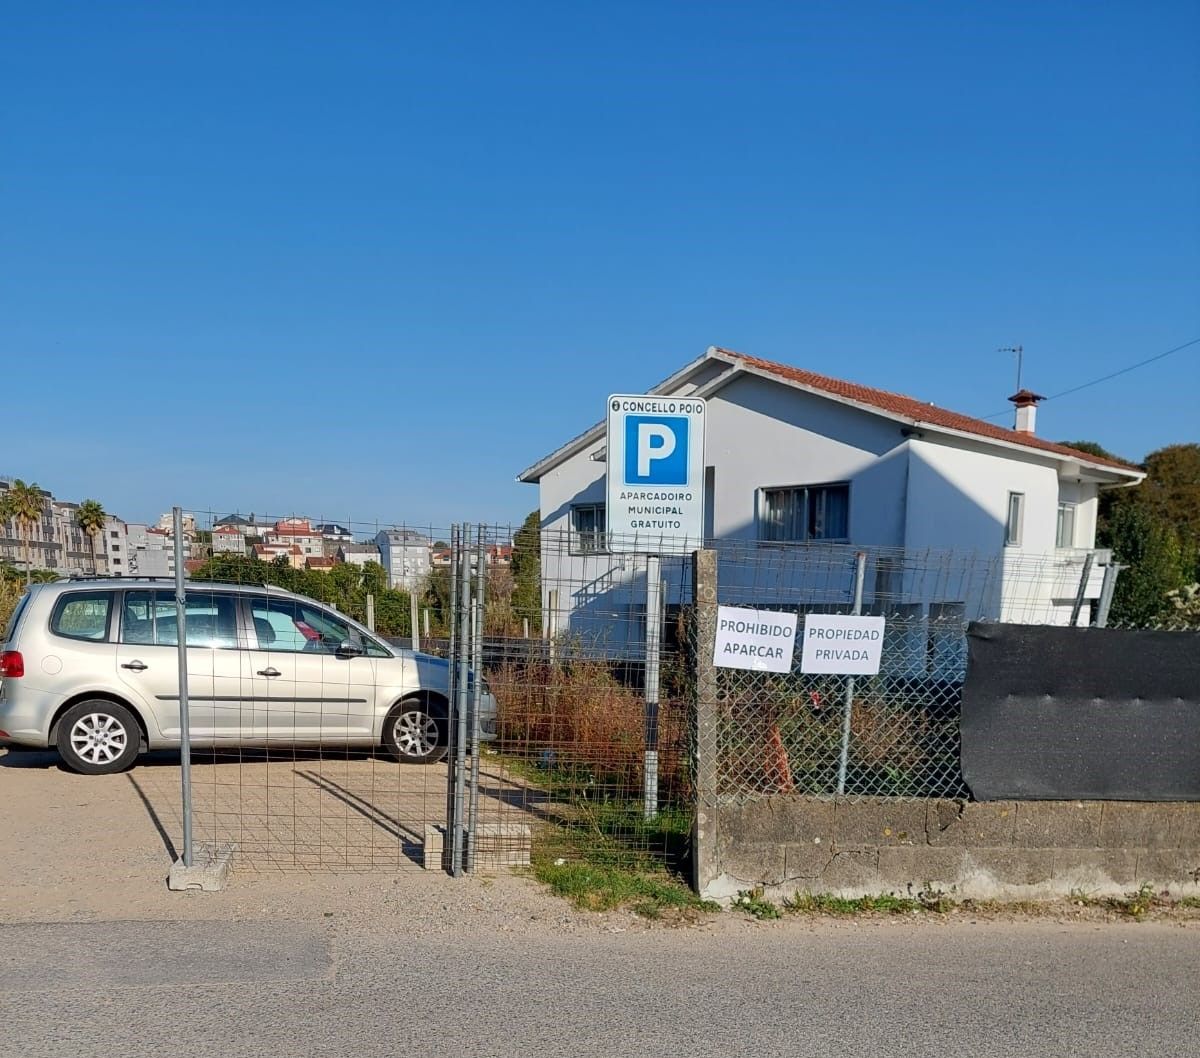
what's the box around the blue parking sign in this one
[606,394,706,553]
[623,415,689,486]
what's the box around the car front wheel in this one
[56,700,141,775]
[383,700,447,764]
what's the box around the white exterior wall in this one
[905,439,1106,624]
[211,531,246,555]
[534,373,1123,646]
[102,517,128,575]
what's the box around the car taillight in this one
[0,651,23,678]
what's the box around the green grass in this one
[733,889,782,920]
[534,857,716,918]
[499,751,713,918]
[784,887,954,915]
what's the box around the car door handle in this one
[257,667,282,677]
[121,660,148,672]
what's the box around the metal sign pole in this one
[835,551,868,796]
[172,507,194,868]
[644,554,663,819]
[444,524,459,868]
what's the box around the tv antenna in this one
[999,345,1024,392]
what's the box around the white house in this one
[338,542,383,568]
[263,518,324,558]
[518,346,1144,649]
[211,525,248,555]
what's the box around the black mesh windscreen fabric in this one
[962,623,1200,801]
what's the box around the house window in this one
[1056,502,1076,549]
[571,504,607,553]
[760,484,849,542]
[1005,492,1024,547]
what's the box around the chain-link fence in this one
[692,540,1128,801]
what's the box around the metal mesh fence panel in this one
[478,527,695,875]
[130,509,459,871]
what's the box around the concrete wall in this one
[701,796,1200,902]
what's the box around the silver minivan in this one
[0,578,495,775]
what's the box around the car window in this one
[121,590,239,648]
[249,597,357,654]
[50,592,113,642]
[4,591,31,643]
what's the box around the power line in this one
[976,335,1200,421]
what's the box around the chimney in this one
[1008,388,1045,434]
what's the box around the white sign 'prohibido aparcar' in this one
[713,606,798,673]
[605,394,706,554]
[800,614,887,675]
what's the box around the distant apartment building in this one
[316,523,354,557]
[156,511,197,536]
[337,542,382,568]
[1,479,103,575]
[376,529,432,591]
[211,525,248,555]
[212,514,265,539]
[263,518,324,558]
[102,519,190,577]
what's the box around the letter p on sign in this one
[624,415,689,485]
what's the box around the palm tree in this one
[0,480,45,585]
[76,499,107,575]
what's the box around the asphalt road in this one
[1,918,1196,1058]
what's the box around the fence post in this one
[365,593,375,633]
[423,608,430,639]
[410,589,421,653]
[835,551,868,795]
[451,537,472,877]
[1094,562,1121,628]
[467,526,486,871]
[692,548,719,896]
[172,506,194,868]
[643,555,663,819]
[1069,551,1095,628]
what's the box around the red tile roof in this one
[717,349,1141,472]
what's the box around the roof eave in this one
[724,358,1143,479]
[516,349,736,483]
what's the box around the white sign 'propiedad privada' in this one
[713,606,798,673]
[800,614,886,675]
[605,394,706,554]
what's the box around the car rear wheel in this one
[56,700,141,775]
[383,700,447,764]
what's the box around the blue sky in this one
[3,1,1197,529]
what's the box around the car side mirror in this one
[336,640,364,658]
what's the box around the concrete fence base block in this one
[424,823,532,872]
[423,824,448,871]
[167,842,235,892]
[471,823,532,870]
